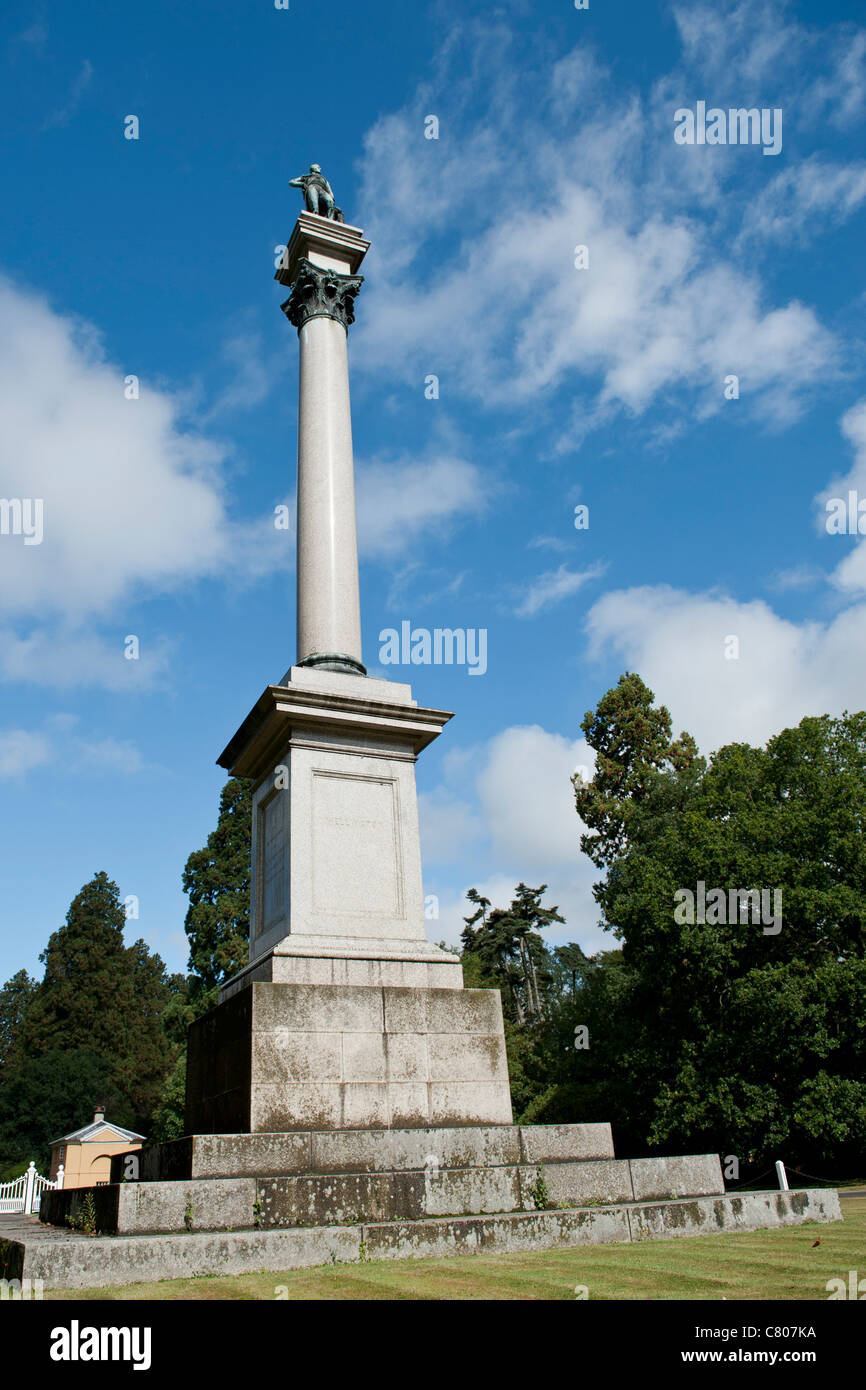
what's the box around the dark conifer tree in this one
[182,777,252,1000]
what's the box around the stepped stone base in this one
[17,1122,843,1290]
[46,1141,725,1234]
[111,1123,616,1181]
[4,1189,841,1291]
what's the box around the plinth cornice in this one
[217,682,453,781]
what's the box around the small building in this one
[49,1107,145,1189]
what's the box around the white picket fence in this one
[0,1161,64,1215]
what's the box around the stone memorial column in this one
[278,216,369,676]
[187,193,512,1136]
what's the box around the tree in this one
[461,883,563,1024]
[150,1052,187,1142]
[0,1050,132,1171]
[12,872,181,1141]
[22,871,137,1061]
[574,671,703,876]
[115,940,180,1123]
[0,969,37,1080]
[182,777,251,1003]
[576,681,866,1168]
[553,943,591,998]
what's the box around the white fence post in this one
[775,1160,789,1191]
[0,1161,62,1214]
[23,1161,36,1214]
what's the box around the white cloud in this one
[0,722,146,779]
[586,584,866,753]
[515,564,604,618]
[71,737,145,775]
[0,278,234,623]
[352,22,839,437]
[671,1,865,129]
[738,158,866,246]
[671,1,801,86]
[356,454,486,559]
[806,30,866,130]
[420,724,606,954]
[528,535,572,554]
[816,400,866,593]
[17,23,48,47]
[767,564,823,593]
[200,330,273,420]
[0,278,300,685]
[0,729,52,778]
[42,58,93,130]
[0,627,175,690]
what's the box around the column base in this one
[220,941,464,1001]
[296,651,367,677]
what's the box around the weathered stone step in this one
[41,1179,256,1237]
[5,1189,842,1290]
[111,1122,615,1182]
[45,1154,725,1234]
[258,1154,725,1227]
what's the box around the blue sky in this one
[1,0,866,983]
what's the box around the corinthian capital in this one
[281,258,364,332]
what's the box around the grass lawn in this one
[44,1195,863,1301]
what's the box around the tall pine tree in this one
[23,871,136,1060]
[19,872,177,1132]
[0,969,37,1080]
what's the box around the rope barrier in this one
[726,1165,858,1190]
[724,1169,774,1190]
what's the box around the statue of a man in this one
[289,164,345,223]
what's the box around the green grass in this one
[44,1196,863,1301]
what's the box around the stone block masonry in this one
[186,983,513,1134]
[10,1189,841,1290]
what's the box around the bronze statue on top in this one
[289,164,345,223]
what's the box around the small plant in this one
[358,1240,370,1263]
[183,1197,194,1232]
[528,1167,554,1211]
[66,1192,97,1236]
[253,1200,262,1231]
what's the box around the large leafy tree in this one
[574,678,866,1167]
[182,777,251,1004]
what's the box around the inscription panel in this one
[311,771,403,919]
[258,787,289,939]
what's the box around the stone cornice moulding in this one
[217,683,454,781]
[275,211,370,285]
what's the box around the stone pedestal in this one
[187,662,509,1134]
[217,665,463,994]
[186,982,512,1134]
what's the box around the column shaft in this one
[296,315,363,671]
